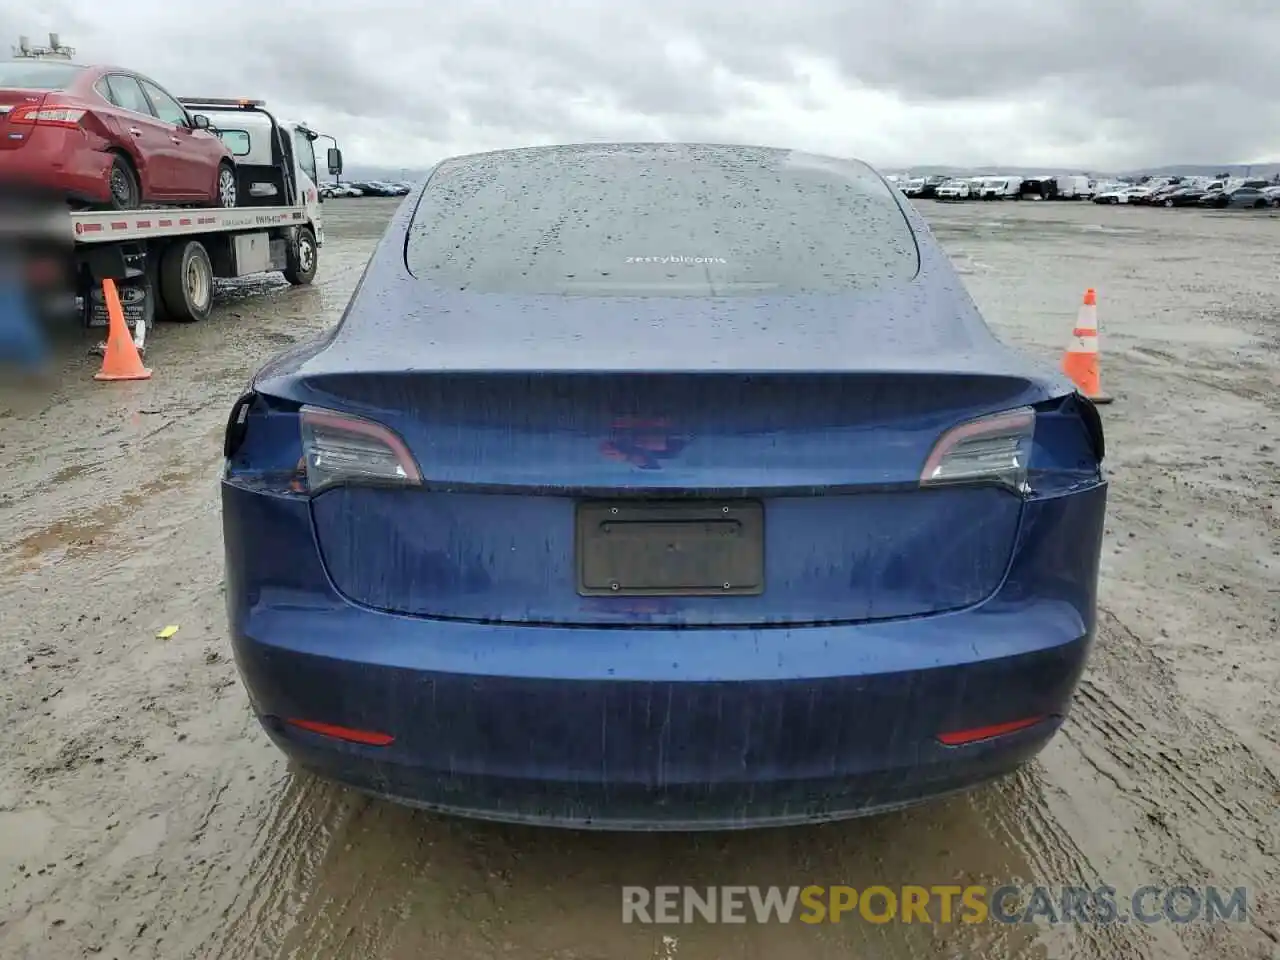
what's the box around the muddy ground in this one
[0,197,1277,960]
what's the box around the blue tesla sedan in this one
[221,143,1107,830]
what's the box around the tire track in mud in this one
[977,776,1158,959]
[194,765,1168,960]
[192,773,347,960]
[1072,677,1271,859]
[1062,610,1280,956]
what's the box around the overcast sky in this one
[4,0,1278,172]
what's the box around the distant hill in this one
[1127,163,1280,178]
[902,164,1097,177]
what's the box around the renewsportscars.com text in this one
[621,885,1249,926]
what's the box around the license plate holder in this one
[576,500,764,597]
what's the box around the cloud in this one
[1,0,1276,171]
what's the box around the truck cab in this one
[180,98,342,244]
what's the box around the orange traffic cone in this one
[1062,288,1111,404]
[94,279,152,382]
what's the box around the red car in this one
[0,59,238,210]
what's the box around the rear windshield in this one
[0,60,83,90]
[405,144,920,296]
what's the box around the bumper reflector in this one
[285,718,395,746]
[936,715,1046,746]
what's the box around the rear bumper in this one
[225,488,1105,834]
[224,479,1106,829]
[0,133,113,204]
[238,625,1080,830]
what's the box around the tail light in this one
[920,406,1035,494]
[8,105,86,128]
[299,405,421,493]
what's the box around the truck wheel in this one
[284,227,318,285]
[152,280,176,322]
[159,240,214,323]
[145,254,174,322]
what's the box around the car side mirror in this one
[191,114,211,130]
[327,147,343,176]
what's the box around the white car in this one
[321,184,364,198]
[1092,186,1145,205]
[935,179,971,200]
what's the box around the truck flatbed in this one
[70,205,309,244]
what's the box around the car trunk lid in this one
[291,369,1043,627]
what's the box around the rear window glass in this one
[405,144,920,296]
[0,60,83,90]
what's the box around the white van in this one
[978,176,1023,199]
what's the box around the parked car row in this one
[890,171,1280,210]
[1091,178,1279,209]
[896,174,1095,201]
[319,180,412,199]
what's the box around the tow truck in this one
[68,97,342,329]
